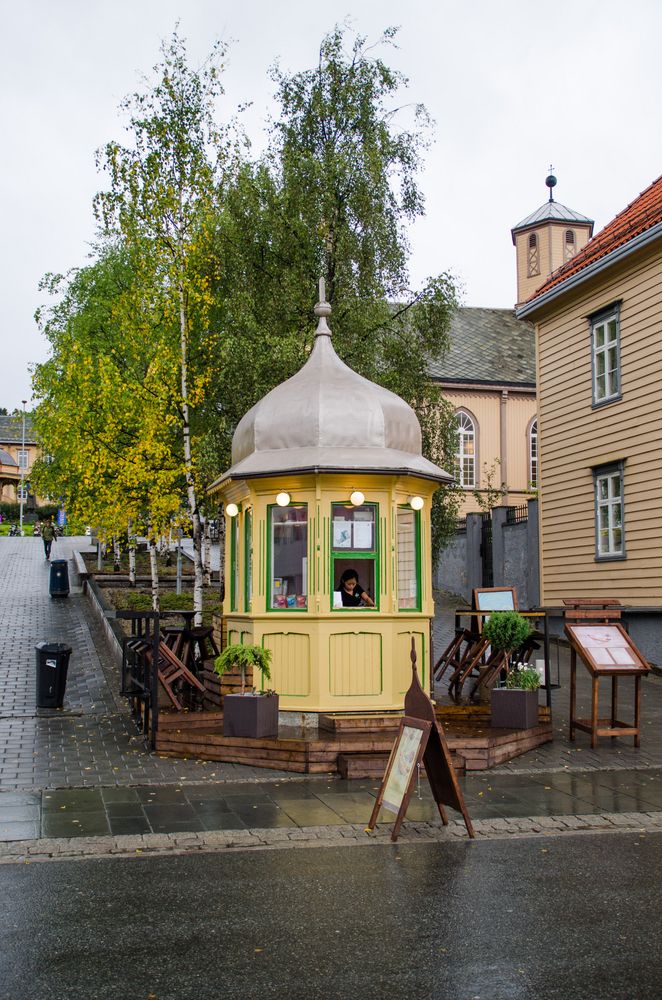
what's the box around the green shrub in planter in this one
[505,665,541,691]
[214,643,272,696]
[481,611,531,652]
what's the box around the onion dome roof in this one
[212,281,452,488]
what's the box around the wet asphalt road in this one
[1,832,661,1000]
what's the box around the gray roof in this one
[0,448,18,467]
[213,294,453,489]
[428,307,536,386]
[512,199,594,235]
[0,414,36,445]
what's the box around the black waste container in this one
[49,559,70,597]
[35,642,72,709]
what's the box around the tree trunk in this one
[203,519,211,587]
[127,519,136,588]
[113,536,121,573]
[179,280,204,626]
[218,511,226,604]
[149,535,160,613]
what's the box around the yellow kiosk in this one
[209,282,452,720]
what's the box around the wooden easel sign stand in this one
[564,599,650,749]
[367,640,475,841]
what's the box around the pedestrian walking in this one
[41,517,56,561]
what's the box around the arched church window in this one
[527,232,540,277]
[456,411,476,488]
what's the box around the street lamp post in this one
[19,400,27,535]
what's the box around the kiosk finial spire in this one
[314,277,332,337]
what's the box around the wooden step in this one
[319,712,402,734]
[337,750,467,780]
[337,753,390,779]
[157,710,224,731]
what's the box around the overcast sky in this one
[2,0,661,413]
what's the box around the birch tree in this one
[95,32,232,624]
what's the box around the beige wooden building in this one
[429,309,537,516]
[518,173,662,614]
[0,414,37,505]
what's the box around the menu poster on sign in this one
[382,724,426,814]
[571,626,640,669]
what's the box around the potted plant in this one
[214,644,278,738]
[481,612,539,729]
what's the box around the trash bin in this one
[49,559,70,597]
[35,642,72,709]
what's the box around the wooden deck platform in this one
[154,704,553,777]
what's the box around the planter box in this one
[223,693,279,738]
[491,688,538,730]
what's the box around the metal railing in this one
[506,504,529,525]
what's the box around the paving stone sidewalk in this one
[2,535,662,854]
[0,536,295,790]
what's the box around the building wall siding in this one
[535,241,662,605]
[442,386,537,515]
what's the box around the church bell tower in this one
[512,170,594,307]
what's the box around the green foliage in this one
[472,460,506,513]
[33,25,462,590]
[0,502,58,521]
[214,642,273,695]
[202,26,460,552]
[505,665,541,691]
[481,611,531,652]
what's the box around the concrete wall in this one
[435,499,540,609]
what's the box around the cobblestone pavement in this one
[2,536,662,856]
[0,536,296,791]
[2,808,662,864]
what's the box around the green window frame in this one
[244,507,253,612]
[330,502,379,611]
[396,506,421,612]
[267,504,308,611]
[229,511,240,612]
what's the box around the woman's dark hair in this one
[339,568,360,587]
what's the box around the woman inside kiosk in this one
[338,568,375,607]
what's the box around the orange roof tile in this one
[526,174,662,303]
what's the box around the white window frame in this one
[455,411,476,488]
[591,305,621,406]
[594,462,625,560]
[17,484,29,501]
[17,449,29,469]
[529,419,538,489]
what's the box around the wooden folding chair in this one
[447,635,491,703]
[145,641,205,711]
[433,629,473,683]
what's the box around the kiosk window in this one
[269,505,308,610]
[397,507,420,610]
[331,503,378,609]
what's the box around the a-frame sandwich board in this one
[367,640,475,841]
